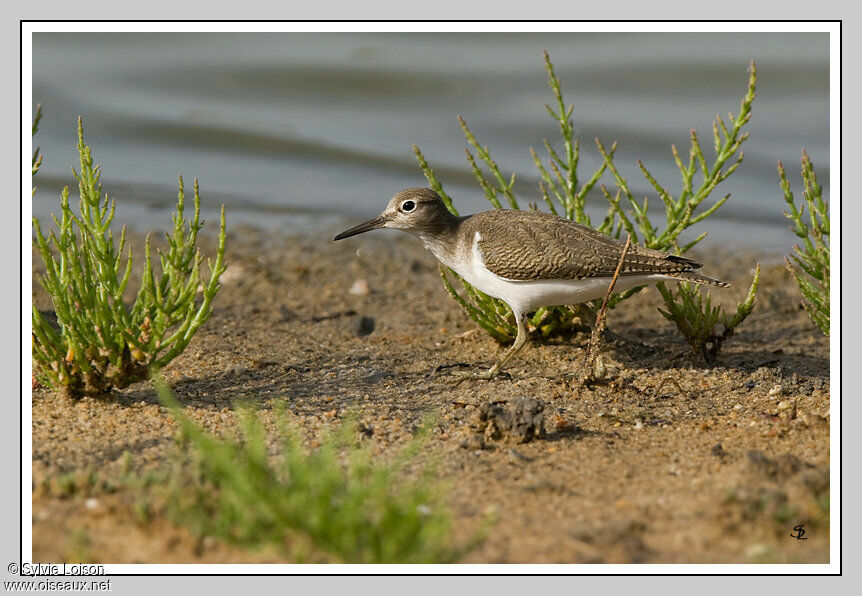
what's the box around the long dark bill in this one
[333,216,386,241]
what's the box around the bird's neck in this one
[410,214,466,269]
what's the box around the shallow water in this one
[32,31,829,253]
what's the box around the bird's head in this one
[333,188,455,241]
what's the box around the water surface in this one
[32,32,829,253]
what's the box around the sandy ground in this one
[31,228,830,564]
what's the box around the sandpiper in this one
[334,188,728,379]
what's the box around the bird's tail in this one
[665,271,730,288]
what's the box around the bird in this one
[334,188,728,379]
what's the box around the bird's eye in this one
[401,200,416,212]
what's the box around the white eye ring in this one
[401,200,416,212]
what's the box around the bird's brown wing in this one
[468,210,701,281]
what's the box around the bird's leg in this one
[580,234,632,383]
[574,303,597,330]
[576,302,625,342]
[485,312,529,378]
[449,312,528,381]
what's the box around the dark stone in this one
[469,396,546,444]
[357,316,375,337]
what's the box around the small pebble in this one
[349,279,370,296]
[733,404,744,411]
[219,264,245,284]
[746,543,772,560]
[768,385,784,398]
[85,498,99,510]
[777,401,792,410]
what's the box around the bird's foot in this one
[577,353,620,387]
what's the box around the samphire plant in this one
[32,117,226,398]
[657,265,760,364]
[32,103,43,187]
[780,150,829,335]
[154,377,483,563]
[414,52,760,360]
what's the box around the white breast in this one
[435,231,668,315]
